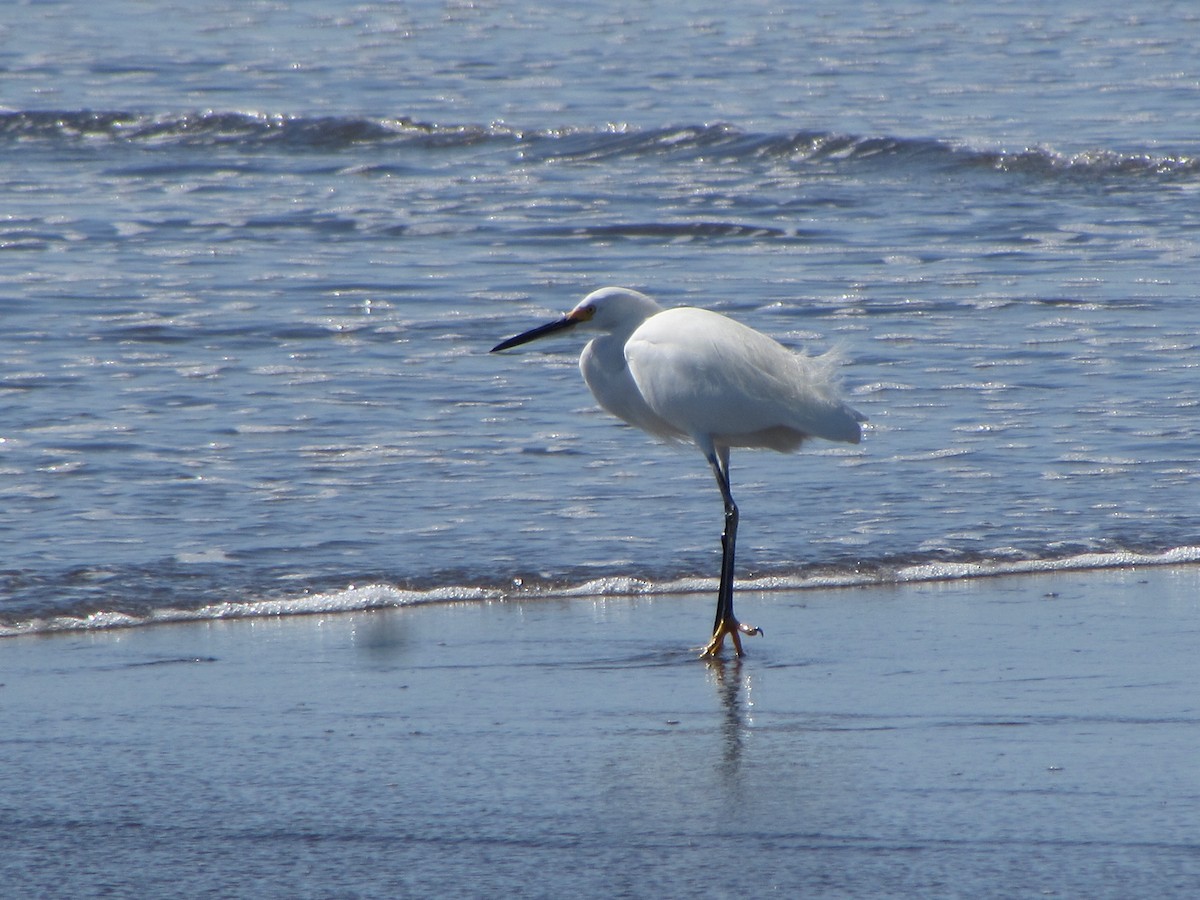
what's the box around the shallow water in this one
[2,0,1199,634]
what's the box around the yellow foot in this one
[700,618,762,658]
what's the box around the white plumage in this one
[493,286,864,656]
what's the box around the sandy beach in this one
[4,565,1200,898]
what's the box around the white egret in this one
[492,287,865,657]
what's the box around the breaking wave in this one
[4,545,1198,638]
[3,109,1198,180]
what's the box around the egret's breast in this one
[580,335,683,441]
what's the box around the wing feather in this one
[626,308,862,449]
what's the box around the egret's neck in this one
[582,331,628,371]
[600,305,660,347]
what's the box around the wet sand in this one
[4,566,1200,898]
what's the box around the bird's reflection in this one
[704,655,754,782]
[351,610,412,666]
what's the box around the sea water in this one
[2,0,1199,633]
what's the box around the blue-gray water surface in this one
[2,0,1199,633]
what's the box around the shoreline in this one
[5,548,1200,640]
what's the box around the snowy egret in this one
[492,287,865,657]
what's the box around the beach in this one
[5,565,1199,898]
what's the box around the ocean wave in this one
[965,144,1200,179]
[3,546,1198,638]
[0,109,510,151]
[520,222,793,241]
[3,110,1198,181]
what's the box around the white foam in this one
[4,547,1199,637]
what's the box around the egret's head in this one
[490,287,662,352]
[569,287,662,333]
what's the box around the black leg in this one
[702,449,761,657]
[709,450,738,634]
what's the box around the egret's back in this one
[625,307,863,451]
